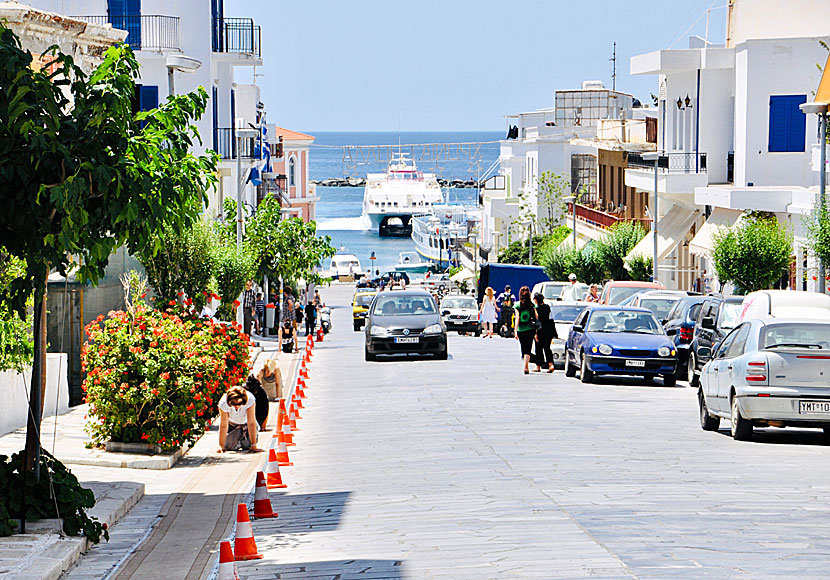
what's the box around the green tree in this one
[536,172,569,234]
[626,254,654,282]
[597,221,649,281]
[712,213,793,293]
[212,242,257,322]
[0,250,33,373]
[807,202,830,269]
[265,217,337,287]
[498,226,571,266]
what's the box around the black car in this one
[687,295,744,386]
[662,296,706,383]
[364,289,447,360]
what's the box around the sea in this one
[312,131,502,274]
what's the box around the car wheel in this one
[364,345,377,362]
[435,349,448,360]
[698,389,720,431]
[580,352,593,383]
[730,394,753,440]
[474,328,481,337]
[663,374,677,388]
[687,352,699,387]
[564,351,576,377]
[354,322,361,332]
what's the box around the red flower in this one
[160,372,170,380]
[169,300,176,306]
[233,299,241,308]
[141,433,149,440]
[177,292,184,297]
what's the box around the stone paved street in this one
[235,284,830,580]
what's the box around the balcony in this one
[625,152,709,202]
[73,15,179,51]
[212,18,261,59]
[212,128,256,160]
[567,203,651,230]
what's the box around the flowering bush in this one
[82,303,250,450]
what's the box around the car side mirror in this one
[702,316,715,329]
[572,324,583,333]
[442,310,450,316]
[661,318,668,325]
[698,346,713,359]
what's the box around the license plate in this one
[395,337,419,344]
[799,401,830,414]
[449,320,462,325]
[625,359,646,368]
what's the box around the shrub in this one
[499,226,571,266]
[212,243,256,322]
[595,221,649,281]
[627,254,654,282]
[82,303,250,450]
[543,244,581,281]
[0,250,33,373]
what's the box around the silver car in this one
[697,318,830,440]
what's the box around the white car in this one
[625,290,689,323]
[548,302,590,367]
[737,289,830,323]
[698,318,830,440]
[532,281,589,302]
[440,295,481,336]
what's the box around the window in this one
[288,157,296,187]
[725,324,751,358]
[132,84,157,127]
[768,95,807,152]
[108,0,141,48]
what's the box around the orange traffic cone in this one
[296,377,307,399]
[294,382,305,407]
[316,327,323,342]
[233,504,263,561]
[303,350,310,364]
[275,429,293,465]
[300,366,309,379]
[290,398,302,424]
[277,399,289,431]
[217,540,240,580]
[253,470,281,516]
[263,451,288,490]
[282,417,295,446]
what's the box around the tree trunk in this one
[24,289,46,475]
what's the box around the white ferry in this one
[361,154,444,236]
[411,205,479,269]
[324,251,365,281]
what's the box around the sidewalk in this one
[0,338,301,580]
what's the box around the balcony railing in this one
[73,15,180,51]
[627,152,707,174]
[567,203,651,230]
[212,128,256,160]
[212,18,261,57]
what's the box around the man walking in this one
[242,280,256,336]
[279,288,297,350]
[304,300,317,336]
[560,273,582,302]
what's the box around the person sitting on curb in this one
[216,386,264,453]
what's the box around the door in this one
[568,310,589,363]
[714,325,750,413]
[108,0,141,48]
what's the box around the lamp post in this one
[234,122,258,247]
[165,54,202,96]
[642,151,661,283]
[469,234,477,291]
[800,102,828,294]
[563,195,577,248]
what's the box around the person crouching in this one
[244,374,270,431]
[216,386,263,453]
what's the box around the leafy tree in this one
[263,217,337,287]
[0,250,33,372]
[573,246,606,285]
[626,254,654,282]
[536,172,569,234]
[597,221,649,281]
[712,213,793,293]
[542,242,604,284]
[498,227,570,265]
[807,201,830,270]
[212,243,257,322]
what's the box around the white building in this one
[626,0,830,291]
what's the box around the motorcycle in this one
[319,306,332,334]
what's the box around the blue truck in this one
[476,264,550,303]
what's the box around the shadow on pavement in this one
[242,558,405,579]
[714,427,830,446]
[268,491,351,533]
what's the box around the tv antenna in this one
[610,42,616,91]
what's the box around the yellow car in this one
[352,290,378,331]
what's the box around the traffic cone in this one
[254,470,282,515]
[282,417,295,446]
[276,429,293,465]
[217,540,240,580]
[294,381,305,407]
[296,377,307,399]
[303,350,310,364]
[316,327,323,342]
[263,451,287,490]
[233,504,263,561]
[289,399,301,426]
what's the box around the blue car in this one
[565,306,679,386]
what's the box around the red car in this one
[599,280,665,305]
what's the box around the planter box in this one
[11,518,64,534]
[105,441,164,455]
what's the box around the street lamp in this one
[563,195,577,249]
[235,122,258,247]
[642,151,661,283]
[800,101,828,294]
[165,54,201,96]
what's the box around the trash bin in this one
[265,303,275,329]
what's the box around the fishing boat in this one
[361,154,444,236]
[324,250,365,281]
[394,251,433,275]
[411,205,479,269]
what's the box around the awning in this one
[450,269,475,283]
[688,208,743,256]
[559,218,606,249]
[625,204,701,263]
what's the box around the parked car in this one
[662,295,707,384]
[737,289,830,323]
[625,290,688,321]
[364,290,447,360]
[352,290,378,331]
[549,302,590,367]
[697,318,830,440]
[599,281,665,305]
[440,294,481,336]
[565,306,678,386]
[688,295,744,385]
[532,281,589,302]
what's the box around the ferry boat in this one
[411,205,480,270]
[324,250,365,281]
[361,154,444,236]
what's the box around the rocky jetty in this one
[311,178,479,188]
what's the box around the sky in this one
[225,0,728,132]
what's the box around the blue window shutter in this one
[769,95,807,152]
[139,85,158,111]
[786,95,807,152]
[768,96,788,152]
[108,0,141,48]
[212,86,219,151]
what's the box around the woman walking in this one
[533,292,557,373]
[479,287,499,338]
[514,286,538,374]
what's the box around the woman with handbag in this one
[514,286,538,374]
[532,292,557,373]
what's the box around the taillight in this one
[679,327,693,342]
[745,360,767,383]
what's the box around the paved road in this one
[235,284,830,580]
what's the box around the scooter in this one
[319,306,332,334]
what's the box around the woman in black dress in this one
[514,286,538,374]
[533,293,557,373]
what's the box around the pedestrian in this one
[256,359,282,401]
[280,288,297,350]
[304,300,317,336]
[280,320,296,354]
[479,286,499,338]
[497,285,515,309]
[244,374,270,431]
[295,300,304,328]
[532,292,557,373]
[216,386,263,453]
[242,280,256,336]
[585,284,600,303]
[254,292,265,335]
[560,273,582,302]
[314,289,321,305]
[514,286,539,374]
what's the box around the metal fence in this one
[212,18,261,57]
[213,128,256,160]
[627,152,707,173]
[74,15,180,51]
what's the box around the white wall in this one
[728,0,830,46]
[0,354,69,437]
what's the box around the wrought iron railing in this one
[211,18,261,57]
[627,152,707,173]
[212,128,256,160]
[73,15,180,51]
[567,203,651,230]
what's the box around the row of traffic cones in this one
[217,333,317,579]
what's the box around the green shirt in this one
[516,303,536,333]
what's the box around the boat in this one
[411,205,480,270]
[394,251,433,275]
[361,154,444,236]
[324,250,365,281]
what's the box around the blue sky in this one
[226,0,728,132]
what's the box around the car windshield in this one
[607,286,652,305]
[720,302,742,329]
[761,323,830,350]
[355,294,375,307]
[587,309,663,334]
[542,284,567,299]
[442,298,476,309]
[550,305,587,322]
[374,295,436,316]
[638,298,680,320]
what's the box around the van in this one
[737,290,830,323]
